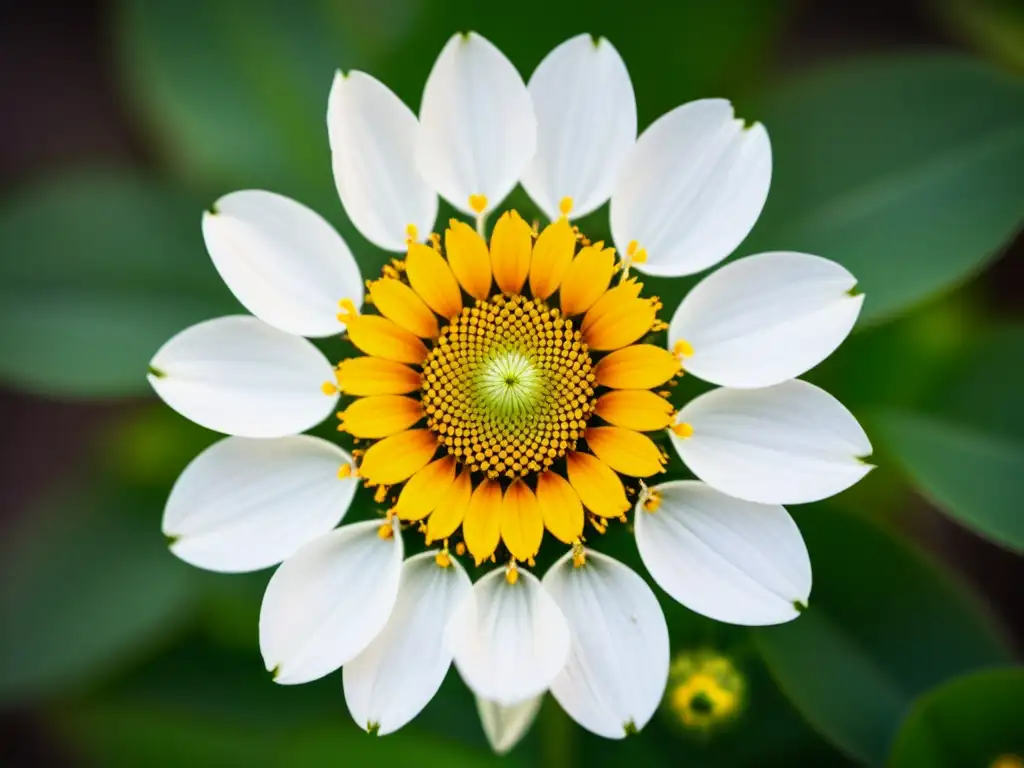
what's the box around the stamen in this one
[321,381,339,396]
[640,483,662,513]
[337,298,358,324]
[337,463,353,480]
[673,339,694,359]
[468,194,488,214]
[377,522,394,540]
[559,197,574,217]
[571,539,587,568]
[405,223,419,244]
[435,549,452,568]
[505,560,519,584]
[671,422,694,439]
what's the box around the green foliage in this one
[887,667,1024,767]
[875,326,1024,551]
[0,171,237,398]
[752,506,1011,766]
[0,487,200,703]
[741,54,1024,325]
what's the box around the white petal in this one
[672,380,872,505]
[636,481,811,625]
[476,695,543,755]
[670,252,863,388]
[543,550,669,738]
[203,191,363,337]
[259,518,403,685]
[611,99,771,277]
[328,71,437,252]
[148,316,338,438]
[521,34,636,221]
[343,551,472,735]
[446,567,569,705]
[417,32,536,215]
[164,435,357,573]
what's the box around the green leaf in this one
[931,0,1024,72]
[888,667,1024,768]
[873,325,1024,552]
[873,411,1024,552]
[0,170,237,398]
[0,487,200,704]
[56,639,508,767]
[741,54,1024,325]
[752,506,1011,766]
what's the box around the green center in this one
[474,347,545,420]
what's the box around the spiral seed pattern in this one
[421,294,596,479]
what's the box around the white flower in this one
[149,30,871,748]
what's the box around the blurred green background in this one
[1,0,1022,766]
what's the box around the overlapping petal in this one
[635,481,811,625]
[163,435,356,573]
[522,34,636,221]
[611,98,771,277]
[418,32,536,215]
[259,519,403,685]
[343,551,472,734]
[544,550,669,738]
[148,316,338,438]
[446,567,570,705]
[203,191,362,337]
[670,251,863,387]
[671,380,872,504]
[328,71,437,251]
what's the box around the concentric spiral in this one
[420,294,595,479]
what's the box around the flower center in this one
[421,294,596,479]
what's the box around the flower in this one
[150,31,871,744]
[663,650,746,733]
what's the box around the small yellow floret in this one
[337,463,353,480]
[405,223,419,243]
[505,561,519,584]
[559,197,574,217]
[377,522,394,540]
[435,550,452,568]
[321,381,338,396]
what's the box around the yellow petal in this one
[368,278,439,339]
[594,390,674,431]
[337,395,423,438]
[583,295,658,351]
[343,314,428,365]
[565,451,630,518]
[445,219,492,300]
[335,357,421,396]
[528,217,576,300]
[462,479,503,565]
[500,480,543,562]
[594,345,680,389]
[535,470,583,544]
[395,456,456,521]
[359,428,437,486]
[426,469,472,544]
[406,242,463,319]
[586,426,666,478]
[580,278,642,335]
[559,243,616,317]
[490,210,533,295]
